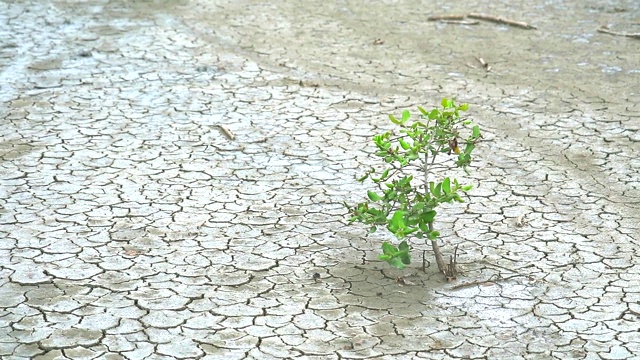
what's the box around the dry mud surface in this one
[1,0,639,359]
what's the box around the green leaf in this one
[381,242,398,256]
[398,240,409,252]
[401,110,410,123]
[389,114,402,125]
[472,125,480,138]
[418,106,429,116]
[371,167,390,183]
[400,252,411,265]
[464,143,475,155]
[404,227,418,235]
[390,211,405,230]
[380,168,390,180]
[441,98,453,108]
[461,184,473,191]
[421,210,437,223]
[367,190,382,201]
[398,138,410,150]
[442,177,451,194]
[427,230,440,240]
[369,226,377,233]
[459,103,469,111]
[428,109,439,120]
[431,183,442,197]
[386,256,406,269]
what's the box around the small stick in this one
[598,26,640,39]
[450,274,529,290]
[217,125,235,140]
[451,278,496,290]
[440,20,479,25]
[427,14,466,21]
[468,13,537,30]
[475,57,491,72]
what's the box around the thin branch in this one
[450,274,531,290]
[423,150,430,193]
[427,14,466,21]
[598,26,640,39]
[441,19,479,25]
[216,125,235,140]
[430,145,443,166]
[467,13,537,29]
[375,168,401,183]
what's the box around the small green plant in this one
[346,98,481,275]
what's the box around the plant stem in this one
[429,222,447,274]
[423,151,430,193]
[423,139,446,274]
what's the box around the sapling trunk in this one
[425,145,447,274]
[429,222,447,274]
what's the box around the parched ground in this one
[1,0,639,359]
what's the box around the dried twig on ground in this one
[444,245,459,281]
[450,273,532,290]
[427,14,466,21]
[441,20,479,25]
[467,13,537,29]
[598,26,640,39]
[476,57,491,72]
[217,125,235,140]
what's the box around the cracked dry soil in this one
[1,0,639,359]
